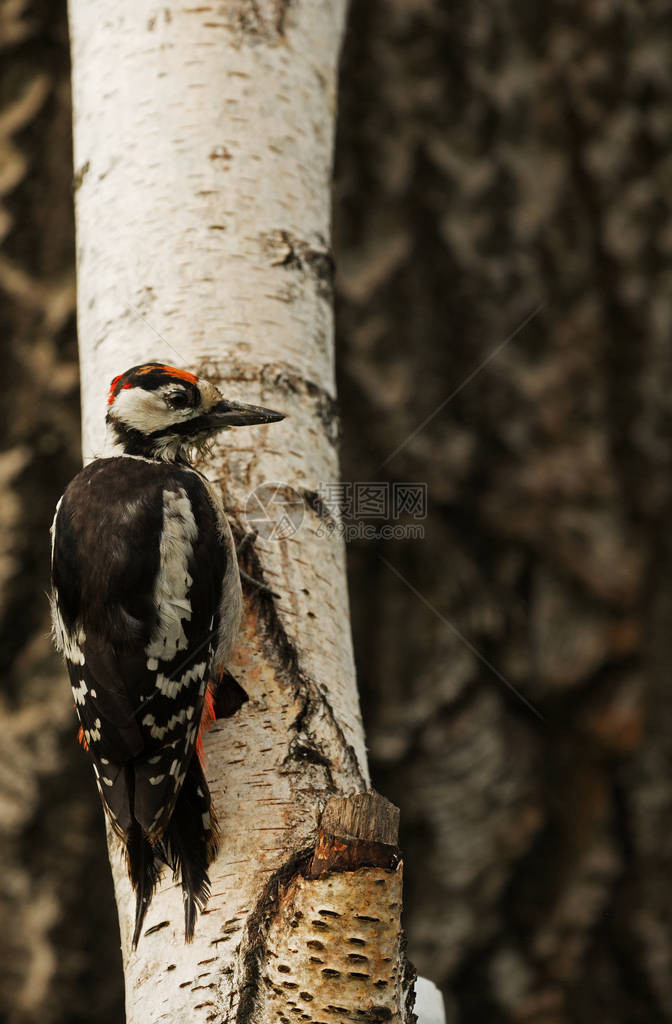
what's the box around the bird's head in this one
[105,362,285,462]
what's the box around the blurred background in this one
[2,0,672,1021]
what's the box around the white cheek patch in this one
[112,385,199,433]
[111,386,172,432]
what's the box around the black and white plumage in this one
[50,362,284,946]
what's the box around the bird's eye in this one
[166,390,190,410]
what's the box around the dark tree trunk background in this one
[2,1,672,1022]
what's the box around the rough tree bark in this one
[68,2,413,1023]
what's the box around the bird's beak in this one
[206,398,285,429]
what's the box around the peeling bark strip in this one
[67,1,410,1021]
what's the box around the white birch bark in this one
[68,3,414,1023]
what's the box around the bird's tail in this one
[159,756,220,941]
[126,817,163,949]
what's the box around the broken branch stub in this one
[252,792,415,1024]
[308,792,401,878]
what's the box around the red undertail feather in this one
[196,684,217,766]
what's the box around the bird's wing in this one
[51,458,226,838]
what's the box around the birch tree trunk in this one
[68,2,414,1022]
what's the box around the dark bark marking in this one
[265,230,335,302]
[274,0,292,35]
[73,160,90,192]
[231,514,365,790]
[209,145,232,163]
[235,0,292,41]
[367,1007,392,1021]
[301,489,336,529]
[289,680,365,792]
[259,364,340,446]
[284,738,335,791]
[235,847,314,1024]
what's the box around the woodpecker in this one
[50,361,284,947]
